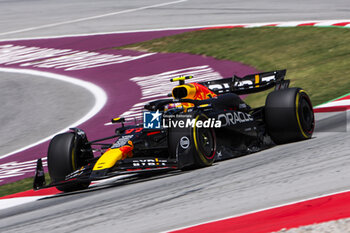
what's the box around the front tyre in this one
[265,88,314,144]
[48,132,91,192]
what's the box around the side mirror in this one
[111,117,125,124]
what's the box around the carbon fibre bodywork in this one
[34,70,314,191]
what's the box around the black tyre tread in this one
[48,133,75,182]
[265,87,314,144]
[47,132,90,192]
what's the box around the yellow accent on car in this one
[172,84,197,99]
[170,76,193,82]
[111,117,125,123]
[199,104,209,108]
[192,114,212,166]
[255,74,260,87]
[295,90,309,139]
[92,148,123,171]
[71,147,76,171]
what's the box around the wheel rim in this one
[196,127,215,160]
[299,94,314,134]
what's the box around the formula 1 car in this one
[34,70,314,192]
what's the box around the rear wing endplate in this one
[199,70,289,95]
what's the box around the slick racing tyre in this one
[48,132,92,192]
[265,87,314,144]
[192,114,216,167]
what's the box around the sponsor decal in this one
[218,112,254,126]
[206,82,231,93]
[180,136,190,149]
[124,127,143,134]
[132,158,167,167]
[234,75,275,89]
[65,166,86,180]
[112,135,134,148]
[143,110,162,129]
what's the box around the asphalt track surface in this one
[1,126,350,233]
[1,0,350,232]
[0,71,93,156]
[0,0,350,40]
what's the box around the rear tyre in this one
[265,88,314,144]
[48,132,91,192]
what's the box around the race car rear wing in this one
[199,69,290,95]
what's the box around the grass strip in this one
[121,27,350,107]
[0,173,50,197]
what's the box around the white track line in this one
[0,196,52,210]
[0,68,107,160]
[1,19,350,42]
[315,99,350,108]
[0,0,187,37]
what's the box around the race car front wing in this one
[33,157,178,190]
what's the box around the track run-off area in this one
[0,22,350,233]
[1,0,350,232]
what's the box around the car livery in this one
[34,70,314,192]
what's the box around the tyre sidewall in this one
[265,88,314,144]
[192,114,216,167]
[47,132,91,192]
[48,132,76,182]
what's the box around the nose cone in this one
[93,141,134,171]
